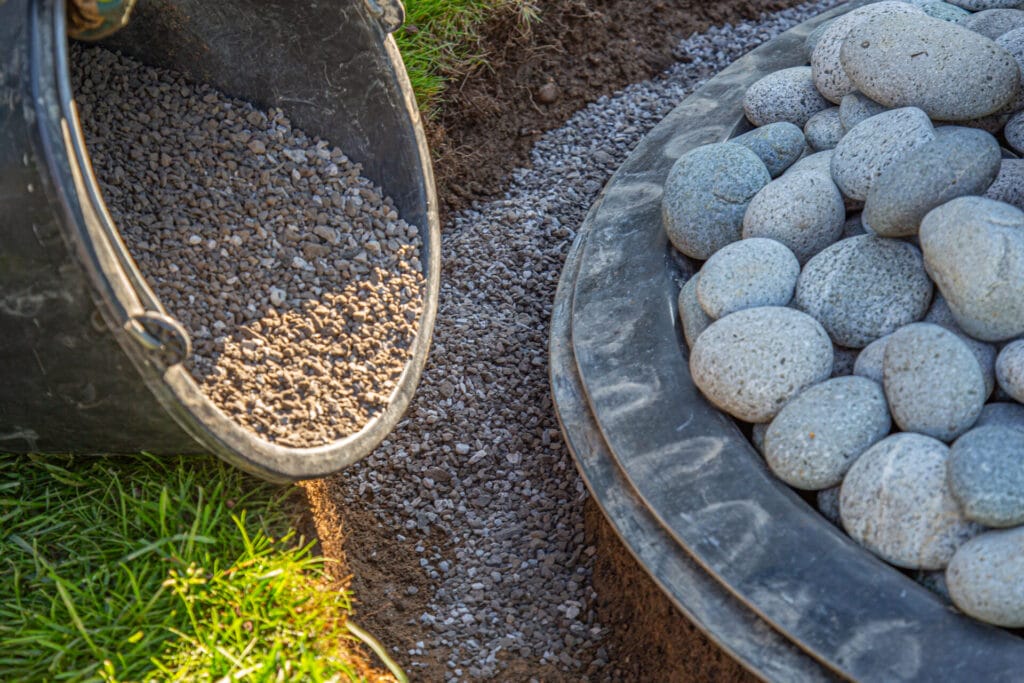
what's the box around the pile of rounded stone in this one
[665,0,1024,629]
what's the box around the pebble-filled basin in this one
[551,1,1024,679]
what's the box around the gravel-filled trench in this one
[304,2,841,680]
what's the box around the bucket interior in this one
[53,0,438,479]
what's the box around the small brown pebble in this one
[536,82,561,105]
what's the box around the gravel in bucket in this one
[70,45,424,448]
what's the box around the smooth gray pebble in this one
[948,0,1024,9]
[976,401,1024,432]
[743,66,832,128]
[690,306,834,423]
[854,334,891,383]
[785,149,833,177]
[1005,111,1024,155]
[663,143,772,260]
[678,273,713,349]
[984,158,1024,209]
[841,14,1021,121]
[765,376,891,489]
[840,432,982,569]
[925,293,998,398]
[811,2,925,103]
[883,323,986,441]
[743,170,846,263]
[863,126,1001,238]
[732,122,807,178]
[804,108,845,151]
[831,107,936,201]
[920,196,1024,342]
[947,527,1024,627]
[962,8,1024,38]
[949,425,1024,526]
[795,235,933,348]
[839,91,890,131]
[921,1,972,22]
[996,27,1024,111]
[696,238,800,318]
[996,339,1024,401]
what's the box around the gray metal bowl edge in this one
[555,1,1024,679]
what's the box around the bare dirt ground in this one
[430,0,808,216]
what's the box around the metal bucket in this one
[0,0,440,482]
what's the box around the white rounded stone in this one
[840,432,982,570]
[690,306,834,423]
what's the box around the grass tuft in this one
[0,453,383,682]
[395,0,539,116]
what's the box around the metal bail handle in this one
[124,311,192,368]
[364,0,405,33]
[67,0,138,41]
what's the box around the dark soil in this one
[302,479,462,682]
[431,0,809,216]
[584,499,757,682]
[305,478,580,681]
[312,0,813,680]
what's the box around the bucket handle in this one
[364,0,405,33]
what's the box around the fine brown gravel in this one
[71,45,424,448]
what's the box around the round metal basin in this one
[550,2,1024,679]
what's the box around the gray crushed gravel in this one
[334,2,840,679]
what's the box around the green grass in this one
[0,453,381,682]
[395,0,538,115]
